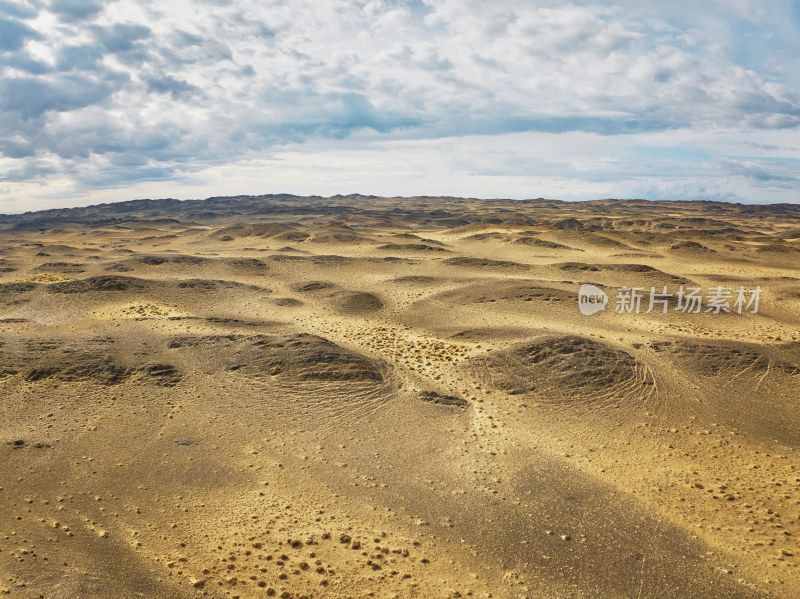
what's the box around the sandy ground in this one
[1,195,799,598]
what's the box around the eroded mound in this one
[167,333,384,381]
[419,391,468,407]
[431,281,570,306]
[136,254,210,266]
[391,275,441,284]
[392,233,446,245]
[225,257,268,269]
[274,230,311,242]
[553,262,690,284]
[32,262,86,273]
[443,257,525,268]
[294,281,337,292]
[176,279,259,291]
[48,276,149,293]
[0,282,38,295]
[670,241,713,251]
[0,337,182,387]
[464,232,506,241]
[269,254,351,265]
[41,275,264,295]
[666,341,800,377]
[272,297,304,306]
[514,236,576,250]
[377,243,449,252]
[212,223,295,238]
[309,233,371,243]
[331,291,383,313]
[479,335,656,405]
[0,333,385,387]
[551,218,584,230]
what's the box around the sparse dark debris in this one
[419,391,468,407]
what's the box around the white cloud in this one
[0,0,798,210]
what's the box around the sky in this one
[0,0,799,212]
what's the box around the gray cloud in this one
[56,43,105,71]
[0,1,39,19]
[145,74,200,99]
[0,157,57,182]
[50,0,103,21]
[1,51,50,73]
[718,157,800,184]
[0,16,40,50]
[0,72,127,118]
[0,137,34,159]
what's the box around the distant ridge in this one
[2,194,800,231]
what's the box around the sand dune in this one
[1,194,799,598]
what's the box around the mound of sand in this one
[48,275,149,293]
[294,281,337,292]
[376,243,449,252]
[478,335,654,404]
[0,337,182,387]
[670,241,713,251]
[514,235,576,250]
[668,341,800,376]
[310,233,371,243]
[418,390,468,407]
[442,256,525,268]
[391,275,441,284]
[31,261,86,273]
[168,333,384,381]
[331,291,384,313]
[212,222,296,239]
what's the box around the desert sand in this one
[1,194,799,598]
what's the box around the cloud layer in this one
[1,0,799,209]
